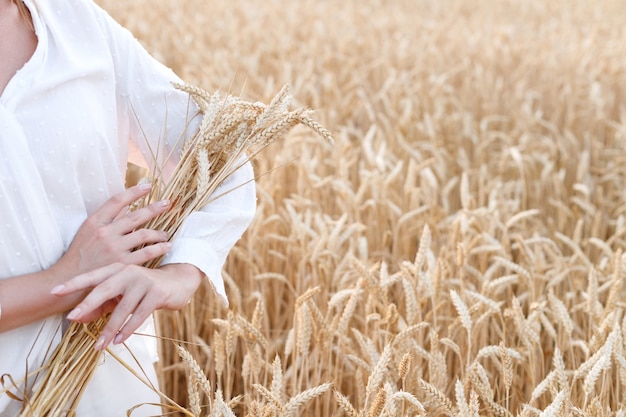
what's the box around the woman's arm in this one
[0,265,86,332]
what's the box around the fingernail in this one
[66,308,81,320]
[157,199,170,207]
[50,284,65,295]
[94,336,106,350]
[114,333,124,345]
[138,183,152,191]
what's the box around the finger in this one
[111,203,133,223]
[78,298,120,323]
[96,286,146,351]
[123,241,172,266]
[50,263,126,296]
[109,199,170,235]
[113,297,158,346]
[64,265,134,322]
[91,183,153,225]
[120,228,169,251]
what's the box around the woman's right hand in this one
[53,183,172,278]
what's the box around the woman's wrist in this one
[158,263,204,308]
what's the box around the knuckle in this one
[131,308,149,325]
[104,240,118,251]
[100,326,115,339]
[149,202,164,212]
[82,216,98,230]
[94,280,116,295]
[122,253,143,266]
[134,228,151,242]
[121,264,142,276]
[151,284,167,300]
[115,298,135,312]
[139,245,163,260]
[109,193,126,207]
[103,244,120,260]
[125,210,142,224]
[143,245,159,257]
[111,262,126,270]
[93,227,109,240]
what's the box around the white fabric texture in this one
[0,0,256,415]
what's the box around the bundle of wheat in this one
[18,83,333,416]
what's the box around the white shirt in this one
[0,0,256,414]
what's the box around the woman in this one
[0,0,256,415]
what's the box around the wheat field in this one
[98,0,626,416]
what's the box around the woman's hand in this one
[0,184,178,333]
[52,183,173,279]
[51,263,204,350]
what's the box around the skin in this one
[0,0,204,351]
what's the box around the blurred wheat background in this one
[98,0,626,415]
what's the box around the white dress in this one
[0,0,256,415]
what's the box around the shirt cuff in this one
[160,237,228,306]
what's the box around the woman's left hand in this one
[51,263,204,350]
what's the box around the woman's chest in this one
[21,85,117,160]
[2,63,128,220]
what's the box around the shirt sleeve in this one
[88,1,257,305]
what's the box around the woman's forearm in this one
[0,264,86,332]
